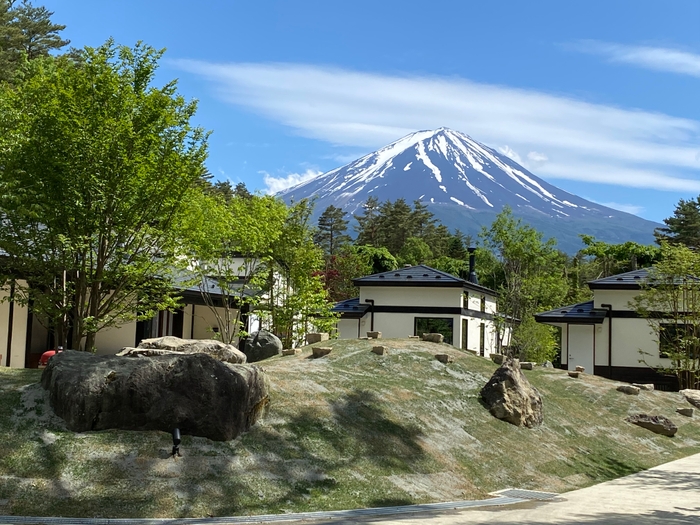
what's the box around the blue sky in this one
[43,0,700,223]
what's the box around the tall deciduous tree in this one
[178,191,288,343]
[480,207,569,361]
[314,205,351,256]
[631,242,700,390]
[0,40,208,351]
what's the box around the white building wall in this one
[360,286,461,308]
[594,290,638,311]
[94,320,137,355]
[337,318,362,339]
[0,282,29,368]
[188,305,238,341]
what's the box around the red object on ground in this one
[39,349,62,367]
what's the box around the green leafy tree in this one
[578,235,661,279]
[480,207,569,361]
[352,245,397,274]
[631,242,700,390]
[0,40,208,351]
[376,198,413,254]
[654,196,700,249]
[264,199,337,348]
[314,205,351,256]
[178,192,288,343]
[397,237,433,266]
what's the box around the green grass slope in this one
[1,338,699,518]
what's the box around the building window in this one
[462,292,469,309]
[659,323,699,359]
[479,322,485,356]
[415,317,453,345]
[462,319,468,350]
[480,296,486,313]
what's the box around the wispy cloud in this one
[597,201,645,216]
[175,60,700,192]
[261,169,322,194]
[573,40,700,78]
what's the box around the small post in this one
[171,428,182,458]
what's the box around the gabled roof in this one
[352,264,495,294]
[332,297,370,319]
[588,267,700,290]
[535,300,608,325]
[588,268,650,290]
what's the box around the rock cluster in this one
[118,336,246,364]
[41,350,269,441]
[480,358,543,428]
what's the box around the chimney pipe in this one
[467,247,478,285]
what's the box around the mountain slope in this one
[278,128,661,252]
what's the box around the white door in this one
[568,325,595,373]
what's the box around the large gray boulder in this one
[241,330,283,362]
[117,336,246,364]
[626,414,678,437]
[680,389,700,409]
[480,358,543,428]
[41,350,269,441]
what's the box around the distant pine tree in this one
[354,196,380,247]
[654,196,700,249]
[314,205,351,256]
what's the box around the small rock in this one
[408,335,420,339]
[371,346,387,355]
[568,371,580,378]
[305,333,329,344]
[542,361,554,368]
[435,354,453,364]
[575,366,585,373]
[680,389,700,409]
[617,385,641,395]
[366,331,382,339]
[281,348,301,356]
[676,407,694,417]
[626,414,677,437]
[421,333,444,343]
[633,383,655,391]
[312,347,332,358]
[520,362,534,370]
[490,354,504,365]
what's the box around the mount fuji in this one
[277,128,661,253]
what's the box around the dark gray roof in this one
[535,300,607,324]
[332,297,370,319]
[353,264,495,294]
[588,268,650,290]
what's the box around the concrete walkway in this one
[320,451,700,525]
[2,452,699,525]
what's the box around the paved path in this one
[320,451,700,525]
[2,452,699,525]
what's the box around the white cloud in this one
[497,145,523,164]
[597,201,645,216]
[261,169,322,194]
[174,60,700,192]
[574,40,700,78]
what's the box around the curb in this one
[0,495,527,525]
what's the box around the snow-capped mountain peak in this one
[277,127,659,253]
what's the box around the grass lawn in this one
[1,338,699,518]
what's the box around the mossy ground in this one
[1,339,699,518]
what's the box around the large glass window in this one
[415,317,453,345]
[462,319,468,350]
